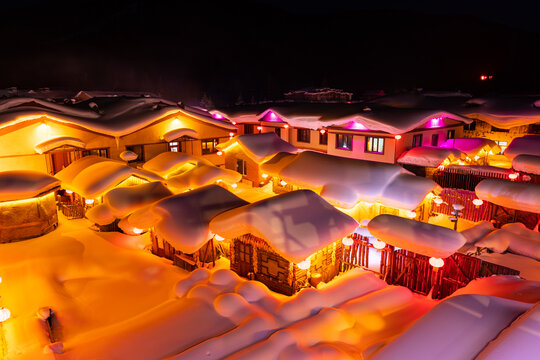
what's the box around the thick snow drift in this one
[397,146,466,167]
[464,96,540,129]
[372,294,533,360]
[475,223,540,261]
[504,135,540,159]
[368,214,466,258]
[104,181,173,218]
[34,136,86,154]
[126,185,248,254]
[217,132,298,163]
[210,190,358,263]
[0,170,60,202]
[476,179,540,214]
[142,152,211,178]
[261,151,439,210]
[512,154,540,175]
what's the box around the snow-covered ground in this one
[1,215,539,359]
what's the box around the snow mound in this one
[504,135,540,159]
[475,224,540,260]
[512,154,540,175]
[119,150,138,162]
[34,136,86,154]
[104,181,172,218]
[460,221,495,244]
[368,214,466,258]
[0,170,60,202]
[475,230,511,253]
[217,132,298,163]
[85,203,116,225]
[210,190,358,263]
[142,152,211,178]
[397,146,466,167]
[166,164,241,191]
[476,179,540,214]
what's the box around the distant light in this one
[429,257,444,268]
[214,234,225,241]
[133,228,143,234]
[474,155,480,161]
[472,199,483,206]
[217,151,223,156]
[509,173,518,180]
[232,121,237,125]
[65,190,73,194]
[373,239,386,250]
[394,135,402,140]
[480,75,488,81]
[0,276,2,284]
[283,124,289,128]
[297,258,311,270]
[280,180,287,186]
[406,210,416,219]
[488,150,493,155]
[231,183,238,188]
[342,237,354,247]
[320,129,326,134]
[458,161,465,165]
[261,173,269,179]
[0,307,10,322]
[85,199,95,205]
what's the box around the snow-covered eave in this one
[177,108,237,130]
[464,112,540,129]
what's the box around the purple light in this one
[261,111,282,122]
[344,121,369,130]
[212,113,225,120]
[426,116,444,128]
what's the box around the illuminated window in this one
[82,148,109,158]
[201,138,218,154]
[431,134,439,146]
[297,128,311,143]
[125,145,144,162]
[236,158,247,175]
[319,131,328,145]
[336,134,352,150]
[447,129,456,139]
[412,134,423,148]
[168,141,179,152]
[365,136,384,154]
[244,124,255,134]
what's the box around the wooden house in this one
[0,171,60,243]
[123,185,248,271]
[209,190,358,295]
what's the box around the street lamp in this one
[450,203,464,230]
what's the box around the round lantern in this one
[231,183,238,189]
[0,307,11,322]
[429,257,444,268]
[373,239,386,250]
[217,151,223,156]
[297,259,311,270]
[472,199,483,207]
[342,237,354,247]
[509,173,518,180]
[283,124,289,128]
[261,173,269,179]
[406,210,416,219]
[394,135,402,140]
[433,198,443,206]
[280,180,287,186]
[214,234,225,241]
[85,199,95,205]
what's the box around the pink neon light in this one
[261,111,282,122]
[344,121,369,130]
[212,113,225,119]
[426,116,444,128]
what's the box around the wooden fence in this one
[60,204,85,219]
[433,166,513,191]
[341,235,520,299]
[432,188,493,222]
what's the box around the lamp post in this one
[450,203,464,231]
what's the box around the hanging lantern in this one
[214,234,225,241]
[257,126,263,131]
[342,237,354,247]
[472,199,483,207]
[373,239,386,250]
[406,210,416,219]
[283,124,289,128]
[217,151,223,156]
[509,173,518,180]
[433,198,443,206]
[297,258,311,270]
[232,121,237,125]
[280,180,287,186]
[429,257,444,269]
[0,307,10,322]
[320,129,326,134]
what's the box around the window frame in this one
[236,158,247,175]
[296,128,311,143]
[201,138,219,155]
[431,134,439,146]
[447,129,456,139]
[244,124,255,134]
[365,136,384,154]
[412,134,423,148]
[336,133,353,151]
[319,131,328,145]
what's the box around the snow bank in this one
[368,214,466,258]
[142,152,211,178]
[476,302,540,360]
[397,146,466,167]
[504,135,540,159]
[440,138,500,156]
[0,170,60,202]
[119,150,138,162]
[209,190,358,263]
[460,221,495,244]
[371,295,533,360]
[475,229,511,253]
[476,179,540,214]
[452,276,540,304]
[261,150,438,210]
[85,203,116,225]
[166,164,242,191]
[127,185,248,254]
[512,154,540,175]
[34,136,86,154]
[463,96,540,129]
[217,132,298,163]
[104,181,172,218]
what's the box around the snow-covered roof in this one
[142,152,211,178]
[85,204,116,226]
[474,223,540,260]
[104,181,173,218]
[368,214,466,258]
[209,190,358,263]
[0,171,60,202]
[476,179,540,214]
[73,90,159,102]
[217,132,298,163]
[512,154,540,175]
[56,156,162,199]
[162,128,200,142]
[463,96,540,129]
[397,146,466,167]
[504,135,540,159]
[216,102,471,134]
[0,96,236,137]
[34,136,86,154]
[166,165,242,192]
[261,151,440,209]
[440,138,500,156]
[372,294,533,360]
[126,185,248,254]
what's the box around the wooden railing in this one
[433,166,513,191]
[60,204,85,219]
[432,188,493,222]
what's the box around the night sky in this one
[1,0,540,106]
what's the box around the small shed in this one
[124,185,248,270]
[0,171,60,243]
[209,190,358,295]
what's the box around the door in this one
[50,150,82,174]
[235,241,253,277]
